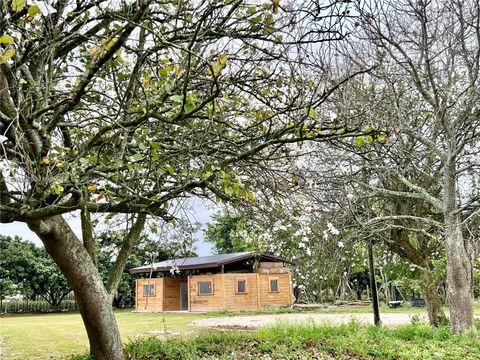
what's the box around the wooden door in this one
[180,282,188,310]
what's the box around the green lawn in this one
[0,309,209,359]
[1,303,479,359]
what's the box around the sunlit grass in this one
[0,309,210,359]
[1,302,478,359]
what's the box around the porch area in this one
[135,277,189,312]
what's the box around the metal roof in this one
[129,251,292,274]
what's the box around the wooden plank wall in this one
[134,271,293,312]
[189,274,224,312]
[136,278,164,311]
[223,273,259,311]
[258,273,293,308]
[163,277,184,311]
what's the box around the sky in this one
[0,198,217,256]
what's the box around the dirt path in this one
[193,312,430,330]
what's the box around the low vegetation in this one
[72,320,480,360]
[2,306,479,359]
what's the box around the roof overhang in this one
[129,252,295,274]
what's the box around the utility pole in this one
[367,239,381,326]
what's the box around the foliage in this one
[0,298,76,313]
[119,320,480,360]
[204,213,254,254]
[0,0,365,353]
[0,235,71,309]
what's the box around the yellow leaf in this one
[11,0,26,12]
[87,184,97,192]
[28,5,40,17]
[54,184,64,195]
[42,156,51,165]
[105,38,117,51]
[0,35,14,44]
[219,53,228,67]
[0,47,15,64]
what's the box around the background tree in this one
[345,0,480,332]
[204,213,254,254]
[0,0,362,357]
[0,235,71,311]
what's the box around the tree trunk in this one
[106,214,146,302]
[28,215,123,359]
[417,267,446,327]
[51,298,61,312]
[444,159,475,333]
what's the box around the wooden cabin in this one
[129,252,294,312]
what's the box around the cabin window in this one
[270,279,279,292]
[236,279,246,294]
[143,284,155,297]
[198,281,213,295]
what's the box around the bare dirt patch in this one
[193,312,429,329]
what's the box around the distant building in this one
[129,252,294,312]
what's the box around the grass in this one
[1,303,479,359]
[119,320,480,360]
[0,309,210,359]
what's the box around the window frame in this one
[143,283,155,297]
[197,281,214,295]
[235,278,247,294]
[269,278,279,293]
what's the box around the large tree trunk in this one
[444,159,475,333]
[28,216,123,359]
[417,267,446,327]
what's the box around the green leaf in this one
[378,133,387,143]
[308,108,319,120]
[28,5,40,17]
[203,171,213,180]
[166,164,174,175]
[0,47,15,64]
[251,15,263,24]
[354,136,365,147]
[0,35,14,44]
[169,94,183,103]
[131,153,143,161]
[184,100,195,113]
[150,141,160,151]
[11,0,26,12]
[225,186,234,196]
[247,6,256,15]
